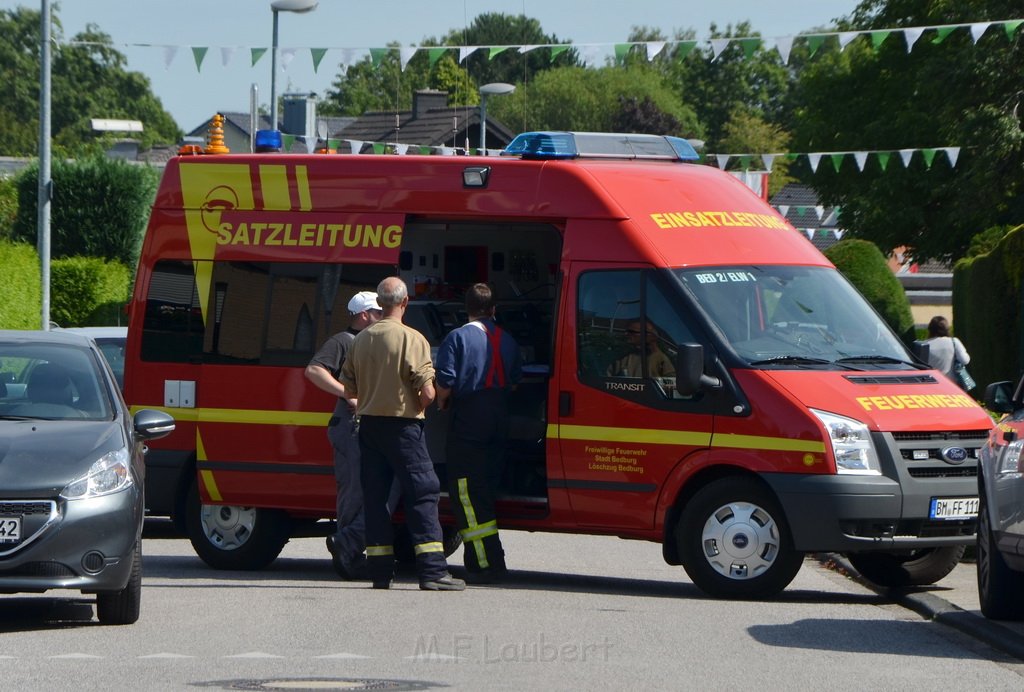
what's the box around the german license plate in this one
[0,516,21,542]
[929,497,979,520]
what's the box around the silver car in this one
[977,375,1024,619]
[0,330,174,625]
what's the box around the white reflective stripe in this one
[458,477,489,569]
[366,545,393,557]
[414,541,444,555]
[461,520,498,542]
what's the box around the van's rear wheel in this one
[678,477,803,599]
[185,481,290,570]
[846,546,964,588]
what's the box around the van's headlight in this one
[61,448,133,499]
[811,409,881,475]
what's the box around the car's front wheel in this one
[95,539,141,625]
[185,481,290,570]
[977,487,1024,619]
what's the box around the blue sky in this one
[7,0,857,132]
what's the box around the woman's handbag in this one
[953,358,976,392]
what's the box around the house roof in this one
[187,112,357,144]
[769,183,842,253]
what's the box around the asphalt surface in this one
[822,553,1024,662]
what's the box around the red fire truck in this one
[125,131,993,598]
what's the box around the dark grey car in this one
[978,375,1024,619]
[0,330,174,624]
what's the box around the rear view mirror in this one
[985,381,1015,415]
[674,343,719,396]
[910,340,930,364]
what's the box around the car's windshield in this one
[0,341,114,420]
[676,265,914,369]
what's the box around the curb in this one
[816,553,1024,662]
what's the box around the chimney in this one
[413,90,448,119]
[282,93,317,138]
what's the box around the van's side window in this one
[140,260,205,363]
[577,270,697,402]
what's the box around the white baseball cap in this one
[348,291,381,314]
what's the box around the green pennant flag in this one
[191,47,208,71]
[922,148,937,169]
[282,134,296,151]
[675,40,697,60]
[739,155,752,170]
[806,35,827,57]
[831,154,844,172]
[310,48,328,73]
[489,46,511,60]
[785,152,800,161]
[1005,20,1024,40]
[369,48,388,67]
[614,43,631,63]
[871,31,891,51]
[549,45,570,63]
[931,26,957,44]
[428,47,448,67]
[797,206,809,216]
[372,142,386,155]
[420,146,433,155]
[251,47,267,66]
[877,151,891,171]
[737,38,761,59]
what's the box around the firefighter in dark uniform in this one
[340,276,465,591]
[435,283,522,584]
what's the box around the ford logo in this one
[941,446,969,465]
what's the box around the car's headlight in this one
[997,439,1024,475]
[61,448,133,499]
[810,409,881,475]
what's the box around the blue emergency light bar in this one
[503,131,701,162]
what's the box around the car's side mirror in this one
[133,409,176,441]
[910,340,930,365]
[984,381,1015,415]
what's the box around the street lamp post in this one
[478,82,515,154]
[269,0,318,131]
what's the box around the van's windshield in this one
[676,265,916,369]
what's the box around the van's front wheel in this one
[846,546,964,588]
[678,477,803,599]
[185,481,290,570]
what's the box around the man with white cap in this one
[305,290,382,579]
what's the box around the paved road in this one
[2,528,1024,691]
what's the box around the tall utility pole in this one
[38,0,52,329]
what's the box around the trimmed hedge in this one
[953,225,1024,391]
[51,256,131,327]
[0,241,41,329]
[824,239,916,343]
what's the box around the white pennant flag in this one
[459,46,478,63]
[777,205,790,218]
[710,38,731,62]
[944,146,961,167]
[399,47,417,71]
[805,229,815,240]
[899,148,915,167]
[304,136,317,154]
[854,151,868,171]
[440,146,455,156]
[339,48,361,70]
[970,22,992,43]
[518,45,540,53]
[645,41,666,61]
[281,48,296,70]
[348,139,363,155]
[772,36,794,64]
[761,154,776,172]
[580,44,602,67]
[162,45,178,69]
[220,46,236,67]
[838,31,859,51]
[814,205,825,220]
[903,27,924,53]
[833,229,845,240]
[716,154,730,170]
[808,153,823,173]
[395,143,409,156]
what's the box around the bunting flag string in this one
[64,18,1023,73]
[710,146,961,172]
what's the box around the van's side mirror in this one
[674,343,719,396]
[984,381,1015,415]
[910,340,930,365]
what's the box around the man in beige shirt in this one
[340,276,464,591]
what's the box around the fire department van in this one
[125,131,994,598]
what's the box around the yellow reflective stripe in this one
[457,477,488,568]
[414,541,444,555]
[128,406,330,427]
[295,165,312,211]
[259,165,291,210]
[199,469,222,502]
[461,520,498,542]
[550,423,825,454]
[366,545,394,557]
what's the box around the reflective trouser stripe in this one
[460,520,498,543]
[414,541,444,555]
[366,545,394,557]
[458,477,493,569]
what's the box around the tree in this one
[717,111,795,196]
[793,0,1024,263]
[0,7,181,155]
